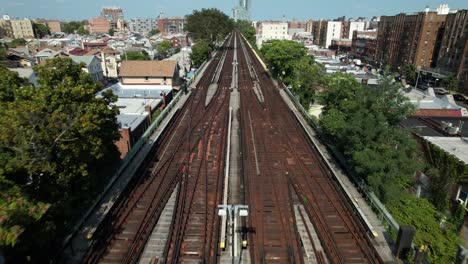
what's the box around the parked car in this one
[453,93,467,102]
[434,88,449,95]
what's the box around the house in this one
[8,68,38,87]
[34,48,62,63]
[101,47,121,78]
[97,82,172,158]
[119,60,180,88]
[70,55,104,82]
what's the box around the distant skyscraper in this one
[233,0,251,21]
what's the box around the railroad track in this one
[236,31,383,263]
[83,34,234,264]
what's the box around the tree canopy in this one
[234,20,256,46]
[186,8,233,45]
[124,51,150,61]
[157,40,172,58]
[0,58,120,259]
[62,21,85,34]
[148,29,160,37]
[190,40,211,68]
[7,38,26,49]
[260,40,308,82]
[388,195,461,263]
[33,23,50,38]
[108,28,115,36]
[77,25,89,35]
[402,64,417,85]
[319,73,421,202]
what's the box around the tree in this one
[186,8,233,44]
[234,20,256,46]
[124,51,150,60]
[0,57,120,257]
[62,21,85,34]
[148,29,160,37]
[260,40,308,83]
[0,66,29,102]
[108,28,115,36]
[33,23,50,38]
[157,40,172,58]
[403,64,417,85]
[441,75,460,91]
[290,57,325,108]
[7,38,26,48]
[190,40,211,68]
[76,25,89,35]
[319,73,421,202]
[388,195,461,263]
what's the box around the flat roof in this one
[400,116,468,137]
[98,82,172,98]
[424,137,468,165]
[115,98,162,130]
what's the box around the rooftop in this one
[400,116,468,137]
[70,55,96,67]
[424,137,468,165]
[99,82,172,99]
[119,60,177,77]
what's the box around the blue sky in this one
[1,0,467,21]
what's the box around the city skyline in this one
[1,0,467,21]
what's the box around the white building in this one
[256,21,291,47]
[346,21,366,40]
[325,21,342,48]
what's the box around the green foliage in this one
[62,21,85,34]
[319,73,421,203]
[0,57,120,253]
[157,40,172,58]
[426,168,452,211]
[77,25,89,35]
[234,20,256,46]
[0,179,49,247]
[403,64,417,85]
[290,57,325,108]
[441,75,460,91]
[108,28,115,36]
[7,38,26,48]
[186,8,233,44]
[388,195,461,263]
[124,51,150,61]
[190,40,211,68]
[450,204,466,232]
[0,66,29,102]
[260,40,307,83]
[148,29,160,36]
[32,23,50,38]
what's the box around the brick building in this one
[157,17,186,34]
[312,19,328,47]
[351,30,378,62]
[35,19,62,33]
[376,7,447,70]
[101,6,123,29]
[87,16,111,34]
[436,10,468,92]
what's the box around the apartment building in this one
[312,19,328,47]
[129,18,157,33]
[325,21,342,48]
[351,29,378,62]
[255,21,291,47]
[437,10,468,92]
[0,16,13,38]
[87,16,111,34]
[376,6,448,69]
[7,18,35,39]
[157,17,186,34]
